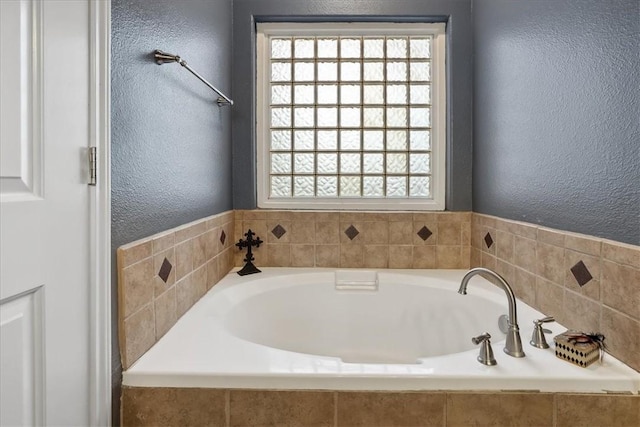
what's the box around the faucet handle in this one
[472,332,497,365]
[534,316,555,325]
[530,317,555,348]
[472,332,491,345]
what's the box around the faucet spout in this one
[458,268,525,358]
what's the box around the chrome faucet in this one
[458,268,525,358]
[472,332,497,366]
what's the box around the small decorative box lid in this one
[553,330,603,368]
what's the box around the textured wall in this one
[473,0,640,245]
[111,0,233,423]
[231,0,474,210]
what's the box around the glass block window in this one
[257,23,446,210]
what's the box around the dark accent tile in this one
[570,260,593,287]
[484,232,494,248]
[345,224,359,240]
[219,230,226,245]
[417,225,433,241]
[158,257,172,283]
[271,224,287,239]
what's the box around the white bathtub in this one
[123,268,640,393]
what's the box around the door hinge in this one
[88,146,97,186]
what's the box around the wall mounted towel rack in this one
[154,49,233,106]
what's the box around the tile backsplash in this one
[118,209,639,372]
[117,211,235,369]
[471,213,640,371]
[234,210,472,269]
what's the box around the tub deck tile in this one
[229,390,335,427]
[337,391,446,426]
[122,386,226,427]
[445,392,554,427]
[556,394,640,427]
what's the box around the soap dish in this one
[554,330,601,368]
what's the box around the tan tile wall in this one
[117,211,235,369]
[471,213,640,372]
[234,210,472,269]
[118,208,639,373]
[122,387,639,427]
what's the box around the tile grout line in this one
[225,389,231,427]
[443,392,447,427]
[333,391,338,427]
[120,252,153,270]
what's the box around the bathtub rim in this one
[123,267,640,394]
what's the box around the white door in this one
[0,1,92,425]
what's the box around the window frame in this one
[256,22,446,210]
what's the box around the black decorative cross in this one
[235,229,263,276]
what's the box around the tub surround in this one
[116,210,640,426]
[233,210,638,373]
[122,387,639,427]
[117,210,235,369]
[122,268,639,392]
[118,209,639,373]
[234,210,472,270]
[471,213,640,372]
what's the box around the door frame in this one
[89,0,111,425]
